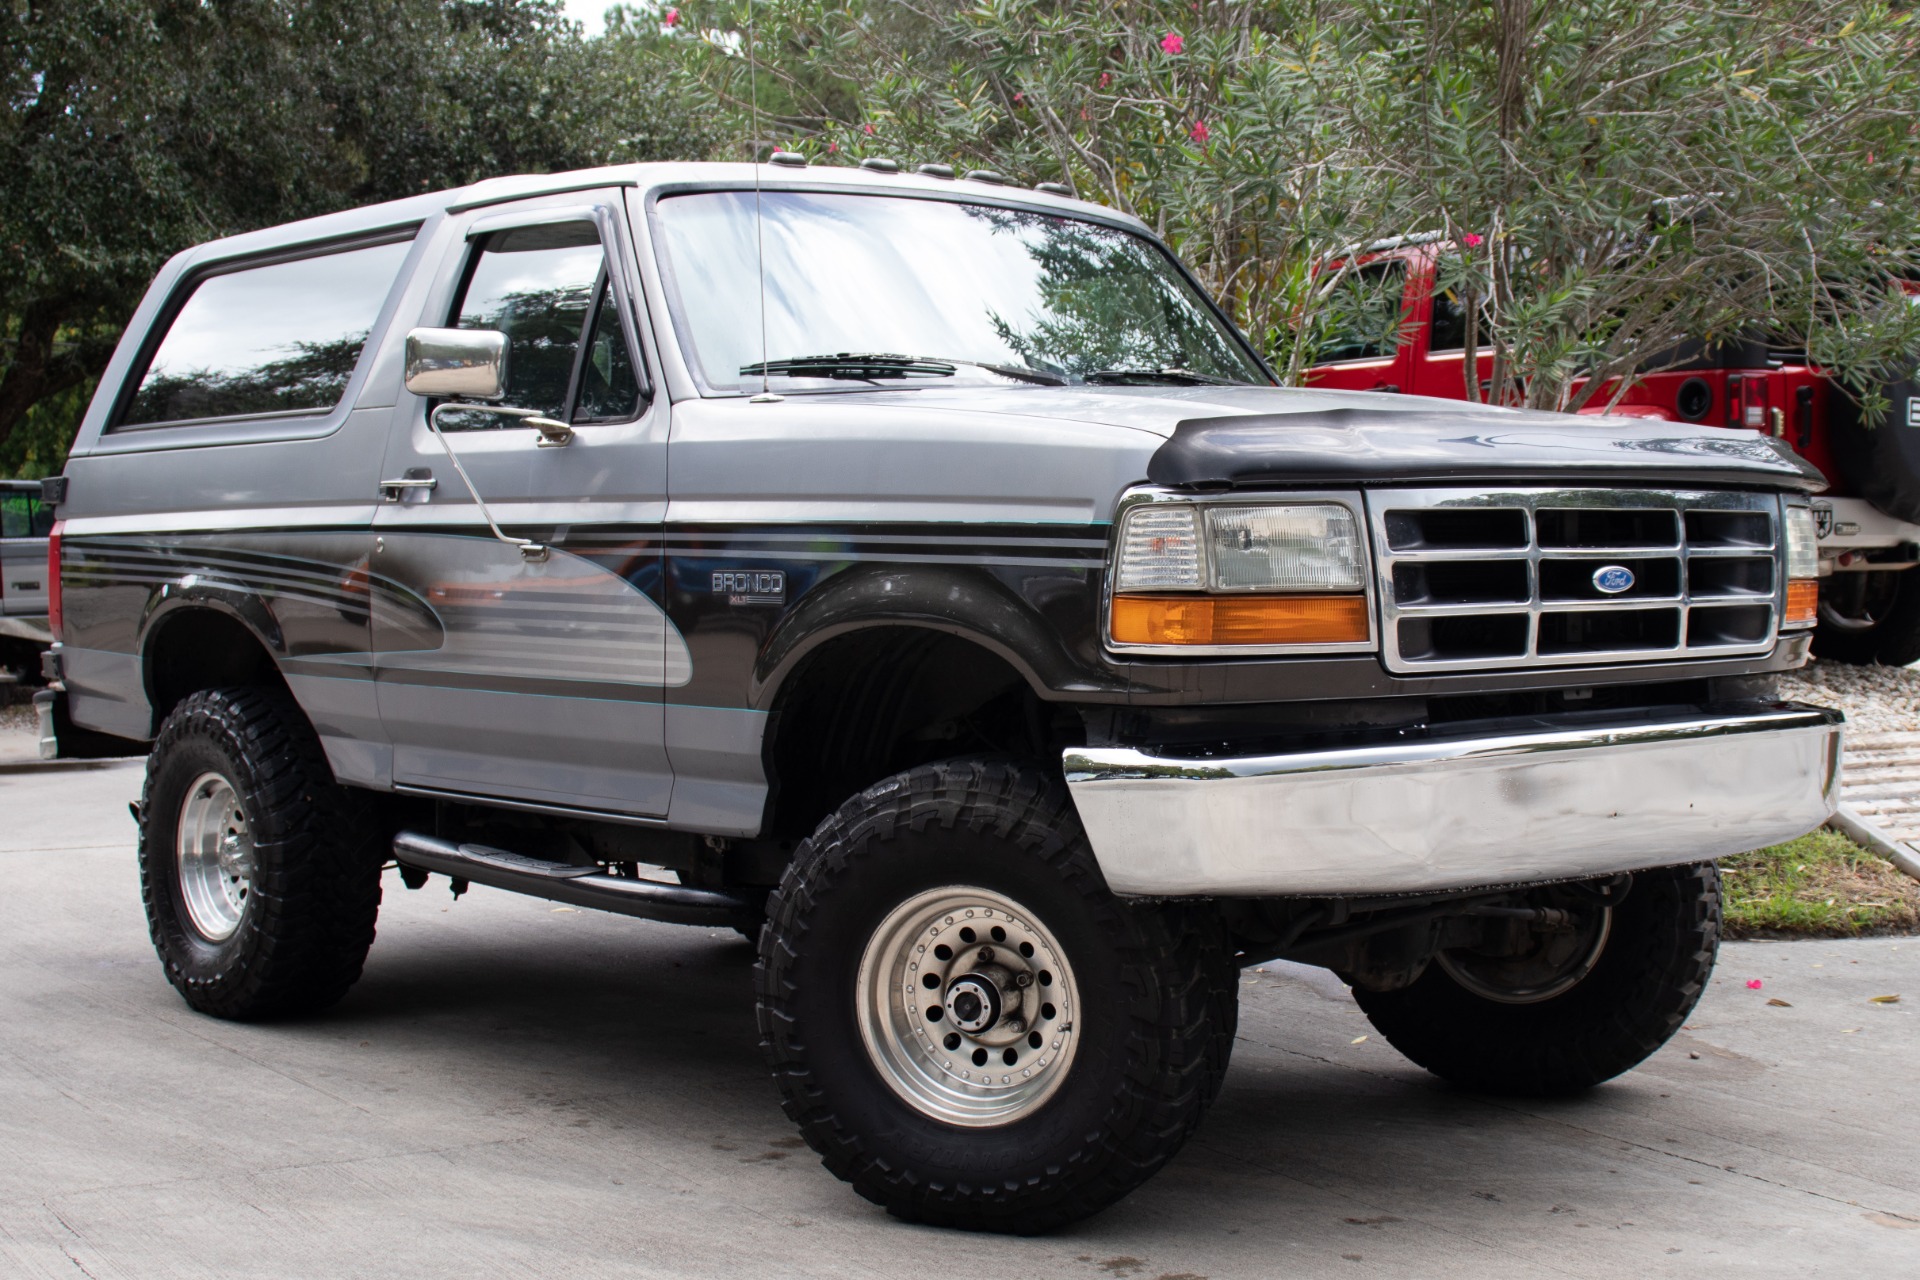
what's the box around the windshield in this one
[652,190,1269,393]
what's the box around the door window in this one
[1314,261,1407,363]
[1428,260,1493,352]
[445,222,643,429]
[119,237,411,428]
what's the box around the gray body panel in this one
[48,161,1821,845]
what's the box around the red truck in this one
[1306,236,1920,664]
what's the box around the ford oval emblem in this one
[1593,565,1636,594]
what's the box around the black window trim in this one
[107,225,422,434]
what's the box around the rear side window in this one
[120,238,412,428]
[444,222,642,430]
[1,491,52,539]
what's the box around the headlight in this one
[1110,500,1373,650]
[1783,503,1818,628]
[1205,504,1364,591]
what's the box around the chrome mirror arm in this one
[426,403,566,562]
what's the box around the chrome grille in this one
[1369,488,1783,673]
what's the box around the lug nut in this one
[1003,1016,1025,1033]
[1012,971,1033,989]
[978,946,995,963]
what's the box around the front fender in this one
[750,563,1135,709]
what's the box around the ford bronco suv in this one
[40,160,1841,1233]
[1306,234,1920,664]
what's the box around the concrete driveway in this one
[2,760,1916,1278]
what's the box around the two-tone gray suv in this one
[42,160,1842,1232]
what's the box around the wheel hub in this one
[943,973,1002,1033]
[857,887,1080,1127]
[1437,904,1613,1005]
[176,771,255,943]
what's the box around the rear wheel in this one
[756,758,1232,1233]
[1353,863,1720,1096]
[140,687,384,1019]
[1814,567,1920,666]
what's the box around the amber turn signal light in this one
[1785,579,1818,627]
[1111,593,1371,647]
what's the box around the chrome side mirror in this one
[404,327,508,400]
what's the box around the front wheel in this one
[1813,567,1920,666]
[1353,863,1721,1096]
[756,759,1232,1233]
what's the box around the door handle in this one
[379,470,437,501]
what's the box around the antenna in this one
[747,1,781,404]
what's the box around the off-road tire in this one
[756,758,1231,1233]
[1813,566,1920,666]
[140,686,383,1019]
[1352,862,1721,1096]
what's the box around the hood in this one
[817,383,1827,492]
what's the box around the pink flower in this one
[1099,71,1112,87]
[826,142,838,154]
[1160,32,1184,55]
[1189,119,1210,144]
[662,6,678,26]
[1746,979,1764,989]
[1013,91,1024,105]
[862,123,875,136]
[1461,232,1484,247]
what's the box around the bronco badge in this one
[712,569,786,606]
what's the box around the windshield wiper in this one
[1084,366,1245,386]
[741,353,957,380]
[740,352,1066,386]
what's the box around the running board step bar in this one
[391,831,754,927]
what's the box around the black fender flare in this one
[136,585,289,724]
[748,563,1134,711]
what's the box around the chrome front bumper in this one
[1062,705,1842,897]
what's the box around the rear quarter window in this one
[118,237,412,428]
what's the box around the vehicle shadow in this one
[287,911,1651,1245]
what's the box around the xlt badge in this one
[712,569,786,606]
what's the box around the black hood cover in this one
[1147,406,1827,492]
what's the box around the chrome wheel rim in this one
[176,771,255,942]
[1436,907,1612,1005]
[855,886,1080,1128]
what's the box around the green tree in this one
[648,1,1403,383]
[1364,1,1920,411]
[0,0,717,470]
[651,1,1920,405]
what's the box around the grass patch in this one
[1722,829,1920,939]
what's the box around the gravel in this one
[1778,659,1920,735]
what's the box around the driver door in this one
[371,196,682,816]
